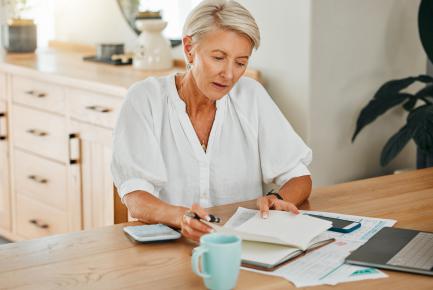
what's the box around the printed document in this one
[240,210,396,287]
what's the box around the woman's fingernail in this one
[263,213,268,219]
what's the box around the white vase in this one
[133,19,173,70]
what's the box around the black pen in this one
[184,211,221,223]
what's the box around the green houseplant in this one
[352,0,433,168]
[352,75,433,167]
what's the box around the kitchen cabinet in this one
[70,121,114,229]
[0,51,141,239]
[0,100,11,233]
[66,85,122,229]
[6,72,121,239]
[10,78,81,238]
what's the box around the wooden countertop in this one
[0,168,432,289]
[0,47,261,97]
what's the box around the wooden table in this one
[1,169,432,289]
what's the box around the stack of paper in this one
[240,210,396,287]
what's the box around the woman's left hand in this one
[256,195,299,218]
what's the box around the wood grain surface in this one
[0,168,432,289]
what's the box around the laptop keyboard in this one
[387,232,433,270]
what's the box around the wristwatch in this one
[266,190,283,200]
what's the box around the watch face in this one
[419,0,433,63]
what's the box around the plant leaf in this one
[408,104,433,154]
[373,77,417,100]
[352,93,411,141]
[372,75,431,99]
[415,83,433,98]
[352,75,433,142]
[380,125,415,166]
[415,74,433,83]
[403,97,417,111]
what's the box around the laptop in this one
[345,227,433,276]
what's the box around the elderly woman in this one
[111,0,312,241]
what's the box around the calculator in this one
[123,224,181,242]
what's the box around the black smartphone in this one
[306,214,361,233]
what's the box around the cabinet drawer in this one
[67,88,122,129]
[0,72,5,100]
[0,101,7,141]
[12,76,65,113]
[16,195,68,239]
[14,149,68,211]
[12,105,68,162]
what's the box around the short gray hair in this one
[182,0,260,50]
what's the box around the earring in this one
[187,52,193,70]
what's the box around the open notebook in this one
[203,207,334,270]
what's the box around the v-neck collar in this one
[167,74,227,161]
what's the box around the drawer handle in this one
[26,129,48,137]
[28,174,48,184]
[85,105,112,113]
[0,112,6,141]
[69,133,80,165]
[29,219,49,229]
[26,90,47,98]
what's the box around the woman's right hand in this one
[180,203,214,242]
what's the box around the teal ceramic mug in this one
[192,233,242,290]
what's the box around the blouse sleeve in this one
[256,84,312,188]
[111,83,167,201]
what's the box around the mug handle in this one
[192,246,211,279]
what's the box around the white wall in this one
[309,0,425,185]
[52,0,199,52]
[238,0,312,140]
[53,0,138,51]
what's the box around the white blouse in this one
[111,74,312,208]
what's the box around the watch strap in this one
[266,191,283,200]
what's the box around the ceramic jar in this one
[133,19,173,70]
